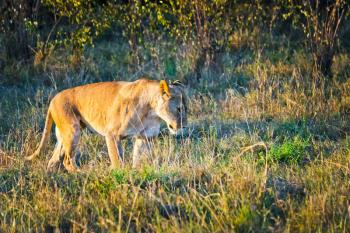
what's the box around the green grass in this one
[267,136,311,164]
[1,38,350,232]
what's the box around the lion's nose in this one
[169,124,175,130]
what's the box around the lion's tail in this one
[26,108,53,161]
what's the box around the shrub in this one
[267,136,310,164]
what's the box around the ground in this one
[0,39,350,232]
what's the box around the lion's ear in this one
[171,80,185,89]
[160,80,171,96]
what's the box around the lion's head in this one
[154,80,188,135]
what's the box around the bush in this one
[267,136,310,164]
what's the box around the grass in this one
[266,135,311,164]
[0,37,350,232]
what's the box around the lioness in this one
[26,78,187,172]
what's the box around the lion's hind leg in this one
[47,128,64,173]
[47,142,64,173]
[60,123,81,173]
[51,105,81,173]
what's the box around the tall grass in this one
[0,37,350,232]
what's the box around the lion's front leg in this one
[132,137,152,169]
[106,134,124,169]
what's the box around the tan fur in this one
[26,78,188,172]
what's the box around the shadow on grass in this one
[185,116,349,141]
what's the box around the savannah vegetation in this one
[1,0,350,232]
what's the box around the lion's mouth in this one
[167,124,178,135]
[167,124,187,135]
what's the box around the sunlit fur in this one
[26,78,188,172]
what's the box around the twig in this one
[325,123,348,136]
[233,142,268,161]
[233,141,269,191]
[319,160,350,173]
[283,96,303,109]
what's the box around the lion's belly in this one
[80,117,108,136]
[120,117,161,138]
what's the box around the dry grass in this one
[0,39,350,232]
